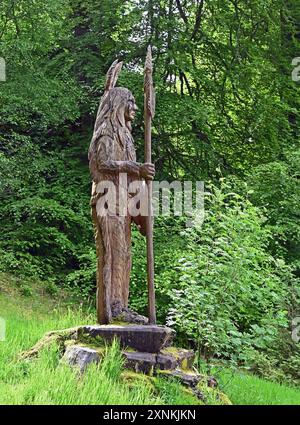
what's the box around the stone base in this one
[61,342,215,403]
[62,343,195,375]
[21,323,229,404]
[123,347,194,374]
[78,324,175,353]
[61,324,196,375]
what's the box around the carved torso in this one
[96,129,137,182]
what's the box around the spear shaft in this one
[144,46,156,325]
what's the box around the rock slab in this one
[63,343,195,377]
[63,345,100,372]
[123,351,157,374]
[78,325,175,353]
[157,348,195,371]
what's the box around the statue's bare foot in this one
[113,307,149,325]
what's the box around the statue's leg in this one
[108,215,131,316]
[122,215,132,308]
[92,205,112,324]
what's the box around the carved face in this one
[125,96,138,122]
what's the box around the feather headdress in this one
[104,60,123,93]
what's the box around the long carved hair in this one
[88,61,136,181]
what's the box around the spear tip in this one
[144,45,155,118]
[145,45,153,72]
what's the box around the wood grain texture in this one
[88,63,144,324]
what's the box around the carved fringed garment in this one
[91,127,137,324]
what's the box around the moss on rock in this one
[20,327,79,360]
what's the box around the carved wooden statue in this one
[88,59,155,324]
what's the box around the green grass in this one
[216,368,300,405]
[2,272,299,405]
[0,273,210,405]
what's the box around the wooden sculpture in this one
[88,51,156,324]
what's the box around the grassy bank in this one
[0,273,220,405]
[0,273,299,405]
[216,368,300,405]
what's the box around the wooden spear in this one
[144,46,157,325]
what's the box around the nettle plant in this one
[167,180,294,363]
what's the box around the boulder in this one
[63,345,101,372]
[159,369,201,387]
[123,351,157,374]
[157,348,194,371]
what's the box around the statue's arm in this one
[132,214,147,236]
[96,136,141,177]
[98,159,141,177]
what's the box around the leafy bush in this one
[164,180,299,366]
[246,148,300,275]
[0,137,93,284]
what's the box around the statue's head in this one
[100,86,138,129]
[94,60,138,132]
[89,61,138,178]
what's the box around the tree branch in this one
[191,0,204,40]
[175,0,188,24]
[179,70,193,98]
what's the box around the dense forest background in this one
[0,0,300,383]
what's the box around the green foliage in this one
[130,217,187,320]
[0,0,81,129]
[164,181,299,366]
[153,378,204,405]
[2,0,299,179]
[247,148,300,274]
[0,137,93,284]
